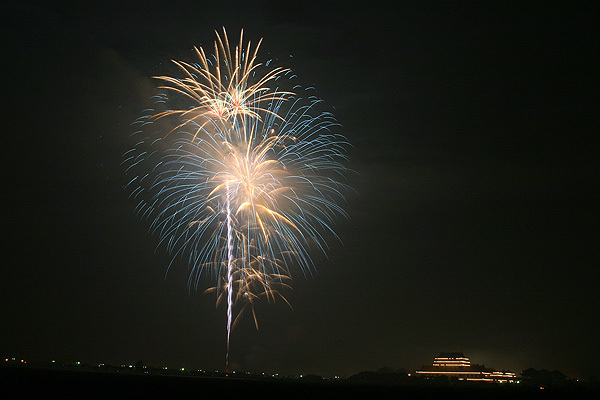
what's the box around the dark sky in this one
[2,1,598,378]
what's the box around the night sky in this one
[3,2,598,379]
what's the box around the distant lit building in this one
[415,352,518,383]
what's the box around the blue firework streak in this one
[123,28,350,366]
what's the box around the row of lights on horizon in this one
[3,358,342,379]
[4,358,26,364]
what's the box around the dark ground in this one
[2,366,598,400]
[1,1,598,379]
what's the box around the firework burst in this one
[124,28,349,367]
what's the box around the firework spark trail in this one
[225,186,234,368]
[124,28,350,367]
